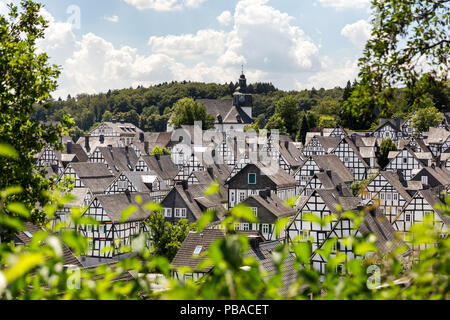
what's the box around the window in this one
[344,157,349,162]
[193,245,202,255]
[406,214,411,222]
[393,193,398,201]
[118,180,127,189]
[180,208,187,218]
[230,191,235,202]
[309,170,314,176]
[421,175,428,185]
[175,208,181,218]
[164,208,172,217]
[239,192,246,202]
[262,224,269,234]
[386,193,392,200]
[403,157,407,164]
[248,173,256,184]
[251,207,258,217]
[242,223,249,231]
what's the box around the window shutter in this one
[259,224,262,233]
[249,223,252,231]
[268,224,272,234]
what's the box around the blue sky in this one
[4,0,373,97]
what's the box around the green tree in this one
[151,146,171,156]
[344,0,449,128]
[296,114,309,144]
[318,115,337,128]
[410,106,443,134]
[170,98,215,130]
[244,122,260,133]
[146,210,192,260]
[264,114,287,135]
[312,99,340,117]
[376,138,397,169]
[0,0,63,238]
[273,96,300,135]
[102,110,114,122]
[68,126,84,143]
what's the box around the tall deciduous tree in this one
[170,98,215,130]
[342,0,449,129]
[0,1,64,235]
[376,138,397,169]
[410,106,443,134]
[273,96,300,135]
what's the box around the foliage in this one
[342,0,449,129]
[170,98,215,130]
[272,96,301,136]
[151,146,171,156]
[410,106,443,134]
[264,114,288,136]
[145,209,192,261]
[0,0,65,238]
[376,138,398,169]
[318,115,337,129]
[244,122,260,133]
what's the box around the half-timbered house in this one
[422,127,450,157]
[286,188,362,252]
[394,189,449,249]
[302,135,340,156]
[331,136,370,181]
[239,190,296,240]
[385,147,428,180]
[77,192,152,266]
[293,154,354,192]
[410,166,450,194]
[88,146,138,177]
[134,154,179,188]
[226,162,297,208]
[301,170,353,197]
[361,170,415,223]
[371,118,406,142]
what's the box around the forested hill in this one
[33,78,450,142]
[33,80,347,140]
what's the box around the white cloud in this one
[217,11,232,26]
[317,0,370,9]
[38,0,360,97]
[0,2,8,16]
[341,19,371,48]
[104,15,119,23]
[122,0,206,11]
[149,29,228,57]
[296,58,359,90]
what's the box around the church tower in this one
[233,70,253,119]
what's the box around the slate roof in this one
[197,99,253,124]
[93,192,153,223]
[377,171,413,202]
[14,222,83,267]
[245,240,297,295]
[313,171,353,195]
[418,189,450,226]
[314,189,363,214]
[411,166,450,187]
[243,162,298,188]
[139,154,179,181]
[171,229,226,272]
[357,209,410,256]
[244,193,296,218]
[309,154,354,183]
[315,136,341,153]
[89,121,143,136]
[94,146,138,177]
[121,171,169,192]
[69,162,115,194]
[76,136,125,155]
[423,127,450,144]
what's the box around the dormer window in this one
[248,173,256,184]
[421,175,428,185]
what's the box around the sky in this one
[1,0,373,98]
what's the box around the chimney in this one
[182,180,188,190]
[284,141,289,149]
[99,134,104,144]
[112,119,117,124]
[84,136,90,153]
[144,141,149,155]
[125,145,129,154]
[120,119,125,124]
[249,235,263,250]
[326,170,332,179]
[66,141,72,154]
[139,132,144,142]
[207,167,214,178]
[155,153,160,161]
[108,145,114,159]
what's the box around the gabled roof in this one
[339,136,370,167]
[315,189,363,214]
[76,136,125,154]
[121,171,169,192]
[14,222,83,267]
[229,162,297,188]
[373,171,413,202]
[357,209,410,256]
[308,154,354,183]
[413,189,450,226]
[171,229,226,272]
[244,193,296,218]
[315,136,341,153]
[197,99,253,124]
[422,127,450,144]
[245,240,297,295]
[93,146,138,176]
[89,121,143,135]
[313,171,353,195]
[68,163,115,193]
[139,154,179,180]
[411,166,450,187]
[276,141,304,167]
[93,192,152,223]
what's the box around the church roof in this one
[197,99,253,125]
